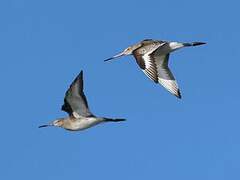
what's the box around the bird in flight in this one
[105,39,206,99]
[39,71,125,131]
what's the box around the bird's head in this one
[52,119,64,127]
[39,119,64,128]
[104,43,142,62]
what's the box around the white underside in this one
[65,117,103,131]
[158,78,179,96]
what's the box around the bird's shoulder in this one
[133,40,163,56]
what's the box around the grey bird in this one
[105,39,206,98]
[39,71,125,131]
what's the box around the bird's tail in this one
[183,42,206,47]
[104,118,126,122]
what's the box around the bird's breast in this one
[64,117,102,131]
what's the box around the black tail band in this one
[104,118,126,122]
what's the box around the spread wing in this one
[133,52,158,83]
[133,42,181,98]
[61,71,94,117]
[154,54,181,98]
[133,42,163,83]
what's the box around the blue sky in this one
[1,0,240,179]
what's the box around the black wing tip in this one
[78,70,83,79]
[71,70,84,85]
[176,89,182,99]
[70,70,84,92]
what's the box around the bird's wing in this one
[133,42,181,98]
[153,53,181,98]
[133,52,158,83]
[133,42,164,83]
[61,71,94,117]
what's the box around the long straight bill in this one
[104,52,125,62]
[38,122,53,128]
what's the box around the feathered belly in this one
[64,117,102,131]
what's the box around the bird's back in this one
[134,40,164,56]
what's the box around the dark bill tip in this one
[104,57,114,62]
[38,125,50,128]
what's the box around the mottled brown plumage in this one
[105,39,206,98]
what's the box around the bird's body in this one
[52,116,104,131]
[105,39,206,98]
[39,71,125,131]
